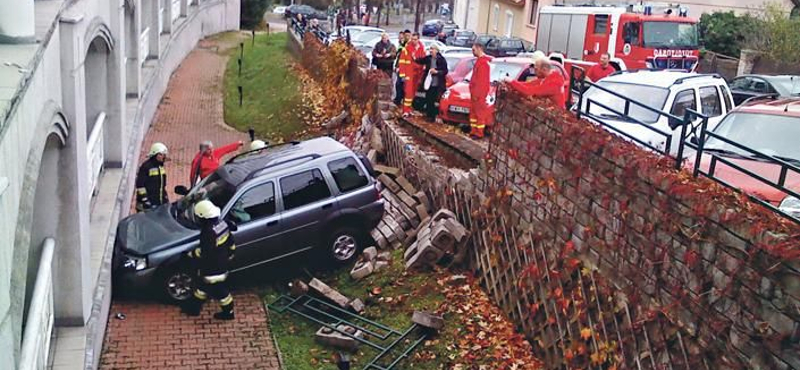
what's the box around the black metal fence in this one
[569,65,800,223]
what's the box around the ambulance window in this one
[594,15,609,34]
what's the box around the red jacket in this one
[469,55,492,99]
[398,41,425,79]
[509,71,566,109]
[586,64,615,82]
[190,141,241,184]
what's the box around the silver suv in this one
[113,137,385,302]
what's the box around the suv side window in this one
[720,85,733,112]
[280,169,332,210]
[670,89,697,118]
[230,182,275,223]
[328,157,369,193]
[699,86,723,117]
[729,77,752,90]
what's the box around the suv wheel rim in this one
[166,272,193,300]
[332,234,357,261]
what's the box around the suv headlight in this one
[779,196,800,218]
[122,255,148,271]
[442,90,450,99]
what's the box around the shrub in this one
[698,11,757,57]
[241,0,271,29]
[746,2,800,62]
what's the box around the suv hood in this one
[116,204,198,255]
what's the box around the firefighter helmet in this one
[194,200,221,219]
[149,142,169,157]
[250,140,266,151]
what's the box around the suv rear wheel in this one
[159,265,195,303]
[326,227,362,264]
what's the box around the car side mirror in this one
[174,185,190,196]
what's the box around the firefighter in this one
[393,30,410,106]
[399,32,425,117]
[182,200,237,320]
[468,42,492,139]
[135,143,169,212]
[508,58,566,109]
[249,139,266,151]
[190,140,244,185]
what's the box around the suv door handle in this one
[321,203,333,210]
[267,220,278,226]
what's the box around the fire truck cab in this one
[536,4,700,73]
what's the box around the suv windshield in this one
[772,77,800,96]
[583,81,670,124]
[705,112,800,162]
[177,173,236,227]
[643,22,698,48]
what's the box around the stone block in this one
[379,224,397,243]
[315,325,364,351]
[290,279,309,297]
[395,176,417,195]
[397,191,418,208]
[367,149,377,164]
[404,240,445,270]
[430,224,457,253]
[349,298,365,314]
[373,164,401,177]
[412,311,444,330]
[309,278,351,308]
[412,191,431,210]
[350,260,375,280]
[374,260,390,271]
[415,204,429,220]
[362,246,378,261]
[371,229,388,249]
[377,251,392,262]
[378,174,402,194]
[443,218,467,243]
[430,209,457,223]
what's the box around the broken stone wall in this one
[472,91,800,369]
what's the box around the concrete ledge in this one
[81,1,239,369]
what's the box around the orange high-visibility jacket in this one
[398,41,425,79]
[469,55,492,99]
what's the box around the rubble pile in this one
[404,210,468,270]
[370,165,432,250]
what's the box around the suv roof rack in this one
[225,140,301,164]
[242,153,322,183]
[674,73,722,84]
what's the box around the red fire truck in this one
[535,4,700,73]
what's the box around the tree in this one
[698,11,757,57]
[241,0,271,29]
[746,2,800,62]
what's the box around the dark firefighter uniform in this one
[135,155,168,212]
[182,212,237,320]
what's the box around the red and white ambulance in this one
[535,4,700,73]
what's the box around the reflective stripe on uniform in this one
[194,289,208,300]
[136,187,147,195]
[230,245,236,251]
[203,273,228,284]
[219,294,233,306]
[216,232,229,246]
[148,168,160,176]
[472,124,486,129]
[399,73,406,78]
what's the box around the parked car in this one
[422,19,444,37]
[728,75,800,106]
[444,54,476,87]
[446,30,477,47]
[685,97,800,218]
[350,28,387,47]
[273,5,288,14]
[328,26,384,44]
[442,23,459,38]
[113,137,385,302]
[285,4,327,20]
[475,34,498,47]
[441,47,472,55]
[360,36,448,67]
[485,37,529,57]
[579,70,734,155]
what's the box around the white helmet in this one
[149,142,168,157]
[194,200,221,219]
[250,140,266,151]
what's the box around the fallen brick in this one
[415,204,429,220]
[315,325,363,351]
[371,229,388,249]
[395,176,417,195]
[412,311,444,330]
[367,149,377,165]
[350,260,375,280]
[412,191,431,210]
[349,299,365,314]
[362,246,378,261]
[309,278,351,308]
[290,280,309,297]
[377,251,392,262]
[373,164,401,177]
[374,260,390,271]
[397,191,418,209]
[378,175,402,194]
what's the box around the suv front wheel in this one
[326,227,362,264]
[159,264,195,303]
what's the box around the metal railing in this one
[19,238,56,370]
[87,112,105,200]
[570,65,800,223]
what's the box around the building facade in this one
[0,1,239,369]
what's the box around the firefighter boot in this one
[181,296,203,317]
[213,296,235,320]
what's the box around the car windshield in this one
[177,173,236,227]
[643,22,698,48]
[464,62,524,82]
[583,81,670,124]
[704,112,800,162]
[771,77,800,96]
[455,31,474,38]
[446,55,468,70]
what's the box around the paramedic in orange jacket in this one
[469,42,492,138]
[399,33,426,116]
[509,58,566,109]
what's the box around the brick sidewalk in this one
[100,36,281,370]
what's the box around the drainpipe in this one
[0,0,35,43]
[463,0,470,29]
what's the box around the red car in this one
[438,57,569,125]
[445,55,477,88]
[685,98,800,217]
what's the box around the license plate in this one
[449,105,470,114]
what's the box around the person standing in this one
[372,33,397,76]
[585,53,615,83]
[394,30,410,106]
[135,143,169,212]
[508,58,566,109]
[182,200,237,320]
[190,140,244,185]
[399,33,425,117]
[414,45,449,121]
[469,43,492,139]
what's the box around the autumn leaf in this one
[580,327,592,340]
